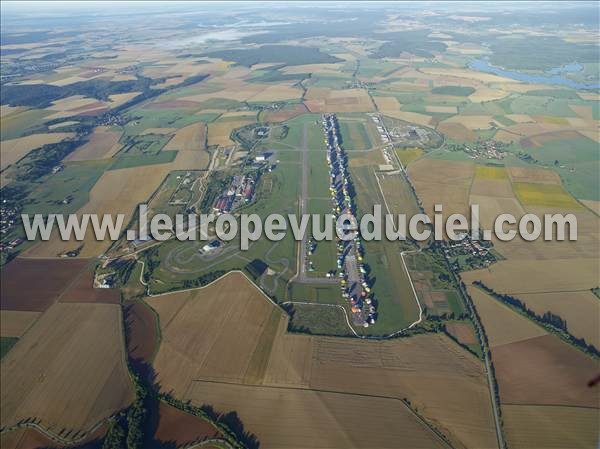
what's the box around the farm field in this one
[186,381,450,449]
[1,258,90,311]
[65,127,122,161]
[1,3,600,446]
[152,402,224,447]
[24,163,173,257]
[0,302,134,433]
[1,132,75,169]
[147,273,497,449]
[502,405,599,449]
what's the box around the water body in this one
[469,59,600,90]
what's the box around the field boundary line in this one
[189,378,454,449]
[139,262,426,340]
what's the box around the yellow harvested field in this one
[409,158,474,217]
[383,110,433,126]
[1,132,74,169]
[465,286,547,347]
[502,405,599,449]
[395,147,423,166]
[187,382,450,449]
[462,259,600,294]
[25,164,171,257]
[475,165,507,180]
[182,81,264,103]
[48,120,79,130]
[307,335,498,449]
[469,195,524,231]
[469,88,509,102]
[419,67,519,83]
[537,116,569,125]
[470,178,514,198]
[0,105,26,118]
[436,122,476,141]
[581,199,600,215]
[569,104,593,120]
[576,128,600,142]
[441,115,499,130]
[281,63,343,74]
[49,95,99,112]
[373,96,401,112]
[493,129,521,143]
[147,272,278,391]
[107,92,141,108]
[305,88,375,113]
[164,123,205,151]
[208,118,254,147]
[507,166,561,184]
[425,105,457,114]
[220,110,258,119]
[0,303,133,432]
[518,290,600,348]
[505,114,534,123]
[66,127,122,161]
[148,273,497,449]
[0,310,41,337]
[248,84,303,102]
[513,182,582,209]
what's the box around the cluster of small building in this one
[452,140,507,160]
[444,232,497,270]
[323,114,377,328]
[0,200,22,253]
[212,174,256,214]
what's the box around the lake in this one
[469,59,600,90]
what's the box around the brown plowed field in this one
[60,267,120,304]
[125,301,159,378]
[152,402,223,447]
[262,103,309,122]
[1,258,89,311]
[446,321,478,345]
[492,334,599,407]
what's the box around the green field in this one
[109,151,177,170]
[307,199,337,276]
[338,118,374,151]
[288,282,341,304]
[431,86,475,96]
[287,303,353,336]
[349,163,421,335]
[307,151,330,198]
[124,107,219,136]
[22,159,111,216]
[146,157,302,297]
[1,108,53,140]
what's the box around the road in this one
[295,121,338,286]
[298,122,310,280]
[452,267,505,449]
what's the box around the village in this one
[322,114,377,328]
